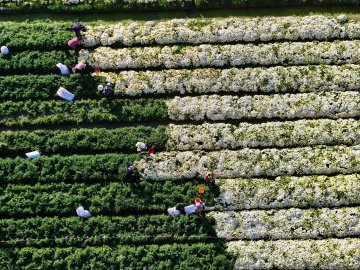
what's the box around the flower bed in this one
[83,15,360,47]
[0,0,192,11]
[0,126,167,156]
[167,119,360,150]
[0,99,167,127]
[135,145,360,180]
[0,153,140,184]
[227,238,360,270]
[217,174,360,210]
[209,207,360,240]
[80,40,360,69]
[0,181,217,216]
[0,214,214,247]
[167,91,360,121]
[0,243,233,269]
[100,64,360,96]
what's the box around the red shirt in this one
[68,38,81,49]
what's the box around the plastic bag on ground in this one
[57,87,75,101]
[26,150,41,159]
[167,207,180,216]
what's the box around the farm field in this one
[1,2,360,269]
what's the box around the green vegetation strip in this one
[0,214,216,247]
[0,22,72,51]
[0,243,233,270]
[0,50,75,74]
[0,126,167,156]
[0,99,168,127]
[0,74,105,101]
[0,0,192,12]
[0,181,218,216]
[0,154,140,184]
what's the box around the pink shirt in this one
[68,38,81,49]
[75,62,86,70]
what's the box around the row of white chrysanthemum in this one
[209,206,360,240]
[166,119,360,150]
[166,91,360,121]
[134,145,360,180]
[227,238,360,270]
[79,40,360,69]
[95,64,360,96]
[83,15,357,47]
[217,174,360,210]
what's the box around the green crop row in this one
[0,50,76,75]
[194,0,359,8]
[0,243,233,270]
[0,153,140,184]
[0,214,215,247]
[0,0,357,12]
[0,22,72,51]
[0,181,218,216]
[0,126,167,156]
[0,0,193,12]
[0,99,168,127]
[0,74,105,100]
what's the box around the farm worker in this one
[72,60,87,73]
[124,164,140,181]
[71,20,86,38]
[194,198,205,213]
[68,37,82,50]
[203,172,215,185]
[102,83,113,97]
[76,206,92,218]
[1,46,9,55]
[56,63,70,75]
[136,142,147,152]
[167,207,181,216]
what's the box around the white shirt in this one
[76,207,92,218]
[1,46,9,55]
[184,204,196,215]
[56,63,70,75]
[136,142,147,151]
